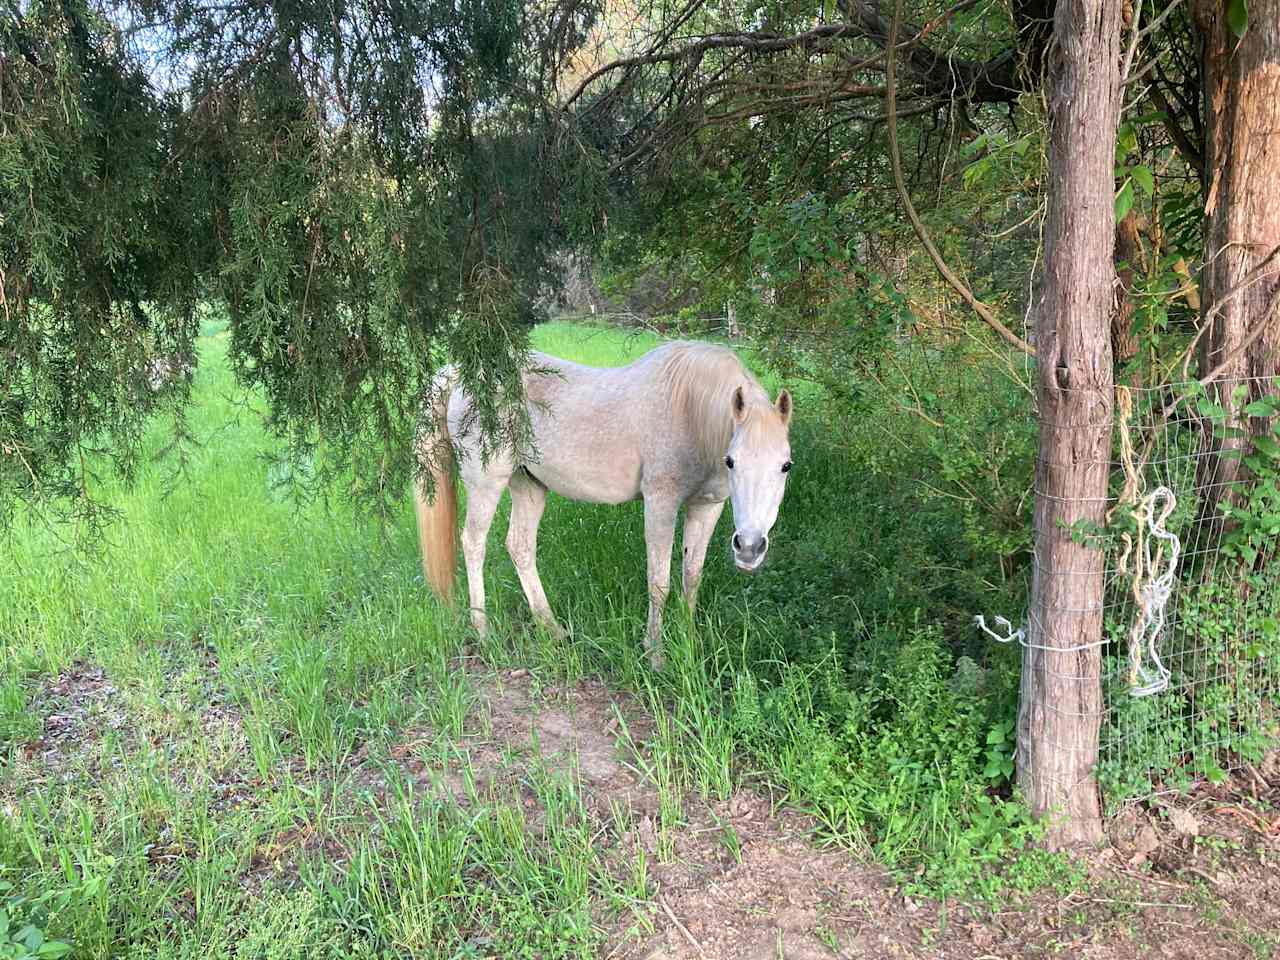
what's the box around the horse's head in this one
[724,385,793,572]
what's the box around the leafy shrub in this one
[0,880,73,960]
[723,624,1047,901]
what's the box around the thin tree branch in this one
[1145,76,1203,175]
[1163,241,1280,382]
[1121,0,1142,83]
[563,25,865,109]
[1139,0,1185,41]
[884,0,1035,356]
[1196,246,1280,386]
[837,0,1030,104]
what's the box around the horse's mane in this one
[655,341,771,468]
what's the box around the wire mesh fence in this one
[986,375,1280,814]
[1091,377,1280,805]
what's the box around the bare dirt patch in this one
[2,663,130,797]
[608,753,1280,960]
[476,669,655,796]
[450,672,1280,960]
[615,819,1280,959]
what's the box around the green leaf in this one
[36,942,73,959]
[1115,123,1138,160]
[1130,164,1154,196]
[1197,397,1228,421]
[17,926,41,951]
[1115,180,1135,221]
[963,157,992,190]
[1227,0,1249,38]
[962,132,989,157]
[1252,435,1280,458]
[1243,396,1280,417]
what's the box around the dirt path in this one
[11,662,1280,959]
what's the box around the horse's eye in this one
[781,461,792,473]
[724,456,735,470]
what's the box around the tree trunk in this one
[1017,0,1122,848]
[1192,1,1280,536]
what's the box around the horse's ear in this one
[775,389,792,427]
[732,385,748,424]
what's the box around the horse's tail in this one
[415,368,458,602]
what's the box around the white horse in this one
[415,340,794,668]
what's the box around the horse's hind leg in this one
[505,470,564,638]
[458,464,510,637]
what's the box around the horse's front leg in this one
[642,493,679,670]
[681,499,726,615]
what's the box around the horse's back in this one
[447,340,733,505]
[505,351,651,503]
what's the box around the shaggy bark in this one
[1017,0,1122,848]
[1192,0,1280,539]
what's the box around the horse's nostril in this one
[733,533,742,551]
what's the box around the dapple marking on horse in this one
[415,340,794,669]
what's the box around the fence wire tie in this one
[974,614,1025,645]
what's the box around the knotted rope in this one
[1111,386,1178,697]
[973,614,1024,646]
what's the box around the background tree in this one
[1188,0,1280,540]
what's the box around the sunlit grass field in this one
[1,318,1060,957]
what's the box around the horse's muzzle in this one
[732,532,768,572]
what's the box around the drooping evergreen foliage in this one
[2,0,605,531]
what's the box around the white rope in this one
[1127,486,1178,697]
[974,612,1111,653]
[974,614,1024,645]
[973,486,1178,693]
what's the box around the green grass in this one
[1,317,1074,958]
